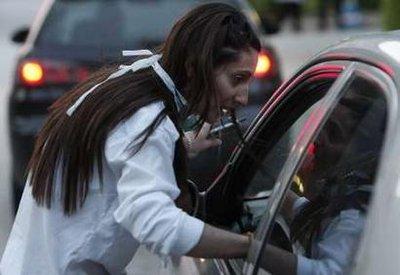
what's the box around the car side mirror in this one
[11,27,29,44]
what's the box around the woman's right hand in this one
[184,123,222,158]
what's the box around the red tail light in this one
[18,59,90,87]
[20,61,44,86]
[254,51,273,78]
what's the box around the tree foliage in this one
[382,0,400,30]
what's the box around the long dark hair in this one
[290,160,376,256]
[28,3,261,214]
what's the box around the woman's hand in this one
[184,123,222,159]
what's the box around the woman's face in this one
[314,104,357,169]
[206,47,258,123]
[300,103,358,198]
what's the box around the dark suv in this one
[9,0,281,209]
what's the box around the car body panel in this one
[350,63,400,275]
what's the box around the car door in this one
[194,61,348,273]
[240,63,394,274]
[199,60,395,274]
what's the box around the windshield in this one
[35,0,248,49]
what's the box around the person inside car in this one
[260,89,385,275]
[1,3,261,274]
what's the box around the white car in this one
[177,31,400,275]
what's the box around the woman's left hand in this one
[184,123,222,158]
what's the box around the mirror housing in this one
[11,27,29,44]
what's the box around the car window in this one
[202,64,346,272]
[224,103,322,273]
[244,106,314,198]
[257,72,387,274]
[206,73,337,223]
[35,0,246,49]
[200,64,350,273]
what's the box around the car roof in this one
[22,0,263,59]
[306,30,400,84]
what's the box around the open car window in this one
[255,69,389,275]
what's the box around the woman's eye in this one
[232,75,244,84]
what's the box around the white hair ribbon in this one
[66,50,187,116]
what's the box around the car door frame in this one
[199,60,350,273]
[347,63,399,275]
[201,61,347,201]
[242,62,398,275]
[241,62,357,274]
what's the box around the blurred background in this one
[0,0,44,256]
[0,0,398,259]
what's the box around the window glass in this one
[245,106,315,198]
[258,74,387,275]
[36,0,245,49]
[217,75,338,272]
[233,106,319,232]
[214,77,336,233]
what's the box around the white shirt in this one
[0,102,205,275]
[295,198,365,275]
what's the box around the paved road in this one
[0,0,381,264]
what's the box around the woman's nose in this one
[235,90,248,107]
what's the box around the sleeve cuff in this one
[293,197,309,215]
[297,255,314,275]
[171,213,205,256]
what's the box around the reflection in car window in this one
[36,0,244,49]
[233,106,319,234]
[245,106,315,198]
[258,74,387,275]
